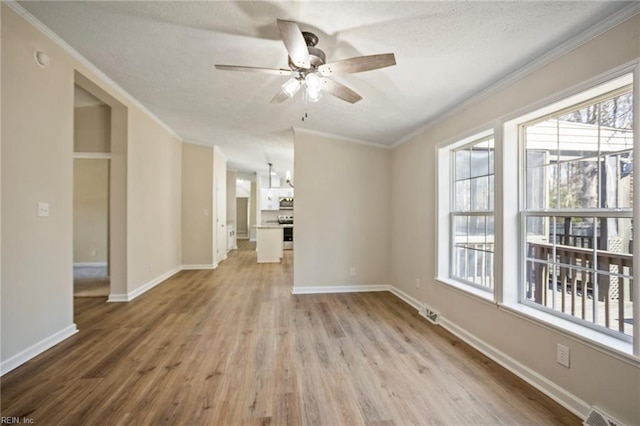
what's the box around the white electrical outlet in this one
[37,202,50,217]
[350,267,356,277]
[416,278,421,288]
[557,343,570,368]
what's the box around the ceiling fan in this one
[215,19,396,104]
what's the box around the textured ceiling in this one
[18,1,634,175]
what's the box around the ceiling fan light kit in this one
[281,77,302,98]
[215,19,396,105]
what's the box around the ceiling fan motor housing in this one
[289,31,325,71]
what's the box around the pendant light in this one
[285,170,294,188]
[267,163,273,200]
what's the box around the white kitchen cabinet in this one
[259,187,294,211]
[260,188,279,211]
[280,187,294,197]
[227,224,236,252]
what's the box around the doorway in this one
[236,198,249,239]
[73,84,111,297]
[73,157,110,297]
[72,71,128,308]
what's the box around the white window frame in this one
[436,128,496,300]
[451,136,496,291]
[502,69,639,356]
[520,86,634,342]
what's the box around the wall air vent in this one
[584,407,622,426]
[418,304,440,325]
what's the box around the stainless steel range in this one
[278,215,293,249]
[277,215,293,224]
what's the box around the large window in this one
[451,137,495,290]
[522,84,634,340]
[437,72,637,352]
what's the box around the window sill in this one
[499,303,638,366]
[435,276,496,306]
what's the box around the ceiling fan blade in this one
[215,65,291,76]
[270,88,292,104]
[318,53,396,75]
[277,19,310,69]
[320,78,362,104]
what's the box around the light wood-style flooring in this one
[74,265,110,297]
[1,241,580,425]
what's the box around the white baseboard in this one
[1,324,78,376]
[107,293,128,302]
[437,317,590,420]
[181,264,217,270]
[292,284,390,295]
[73,262,107,267]
[389,286,422,310]
[108,266,182,302]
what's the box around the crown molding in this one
[391,3,640,149]
[4,0,184,143]
[293,127,391,150]
[182,139,214,148]
[182,141,229,162]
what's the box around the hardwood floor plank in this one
[273,391,303,426]
[316,302,346,338]
[1,240,580,425]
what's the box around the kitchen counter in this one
[253,226,284,263]
[253,223,294,262]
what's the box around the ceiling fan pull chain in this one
[301,90,308,121]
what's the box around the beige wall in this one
[236,198,249,236]
[180,144,227,266]
[73,159,109,263]
[294,130,390,287]
[2,4,75,364]
[390,15,640,424]
[1,4,182,369]
[74,105,110,152]
[181,143,213,266]
[127,107,182,291]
